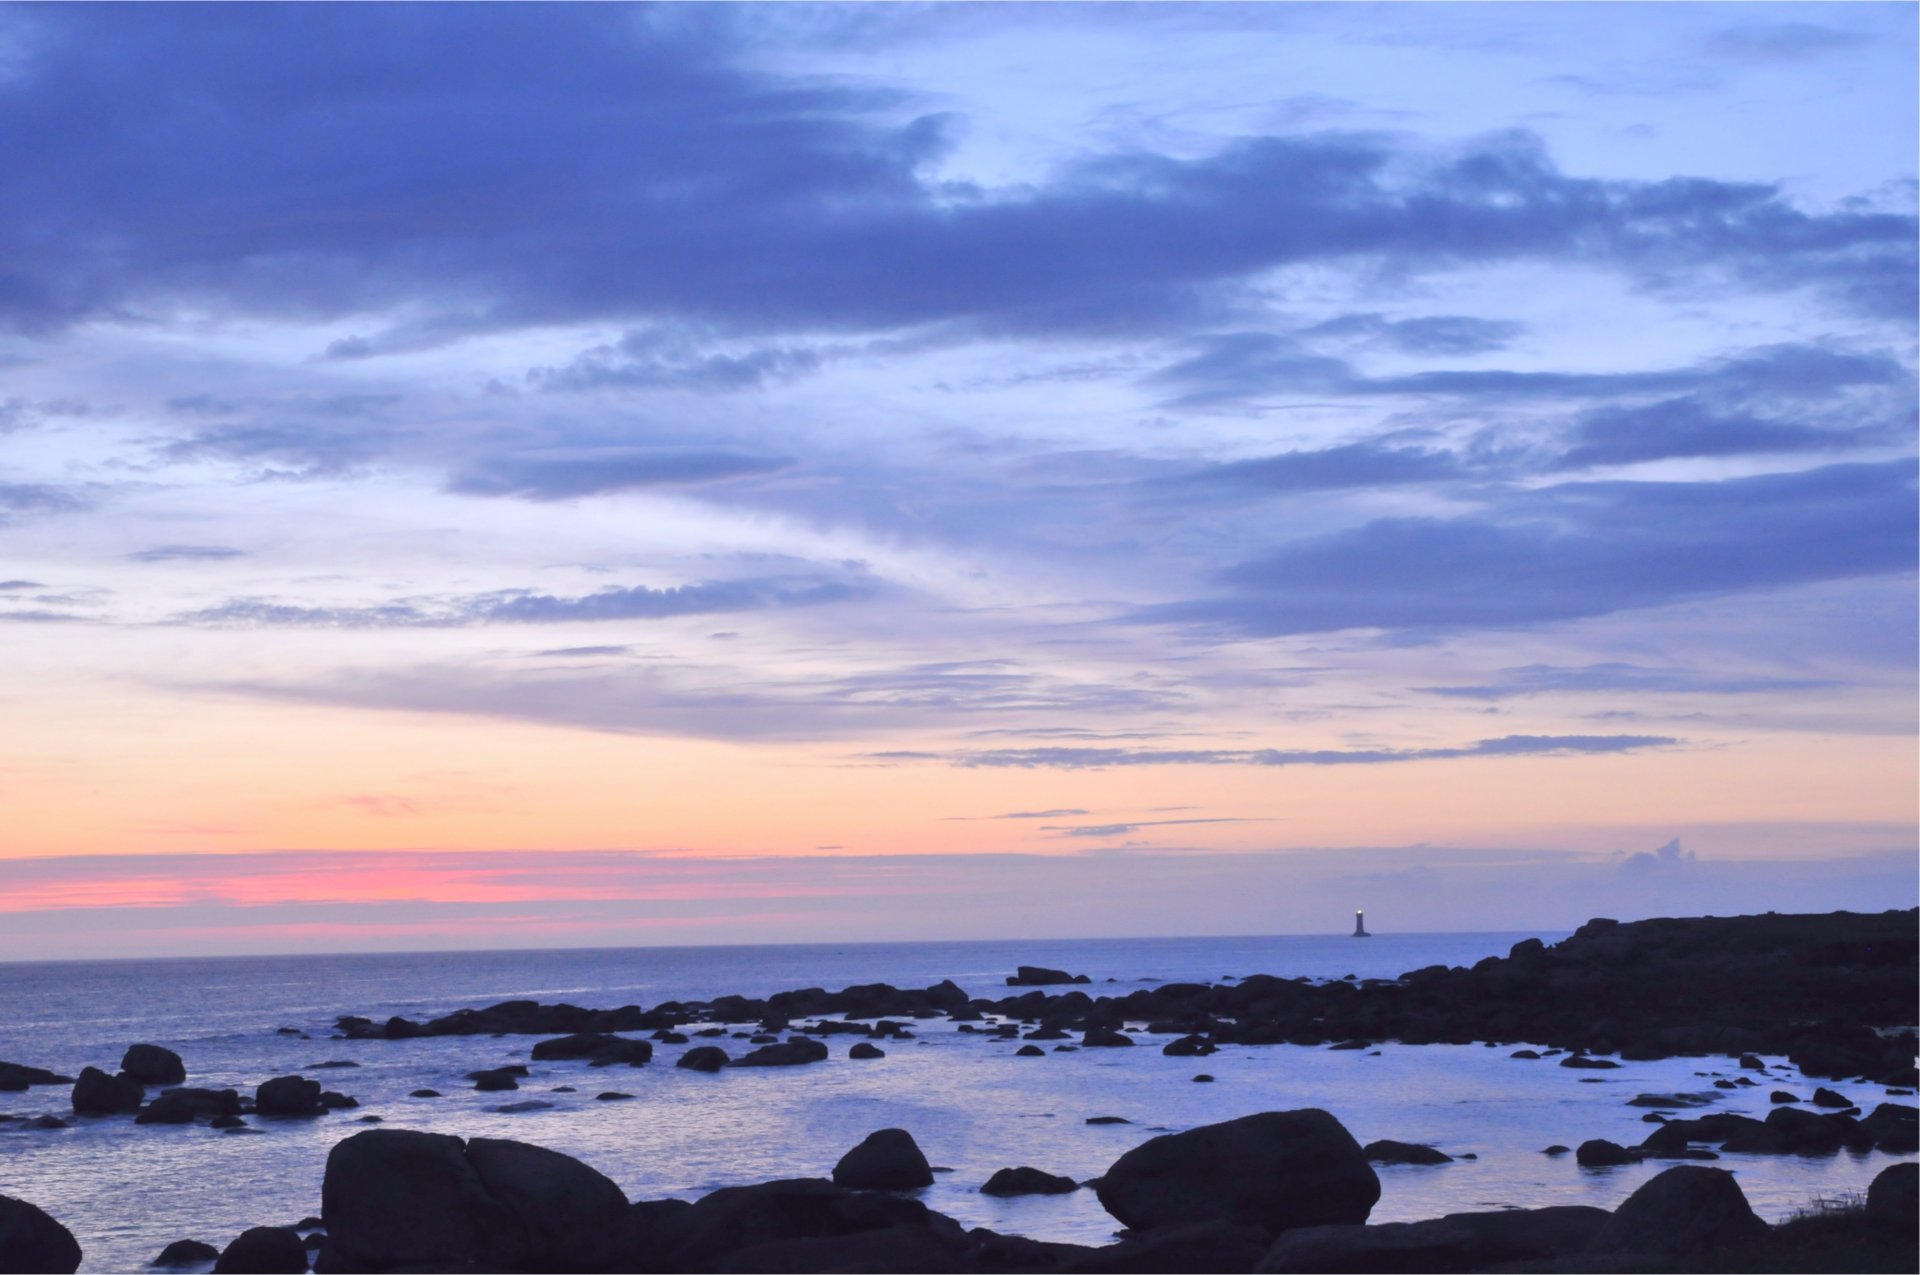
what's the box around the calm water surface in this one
[0,933,1910,1273]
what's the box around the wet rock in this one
[1810,1085,1853,1108]
[1574,1139,1641,1166]
[731,1038,829,1067]
[316,1092,356,1111]
[255,1076,325,1117]
[1086,1116,1131,1125]
[1162,1034,1215,1057]
[0,1193,82,1274]
[832,1128,934,1190]
[120,1044,186,1087]
[72,1065,144,1116]
[212,1226,306,1274]
[1093,1109,1379,1235]
[469,1069,520,1092]
[1007,966,1089,986]
[1193,1074,1215,1083]
[409,1089,441,1098]
[528,1033,653,1067]
[1867,1161,1917,1231]
[1585,1165,1768,1256]
[1059,1220,1270,1274]
[138,1088,242,1125]
[1362,1139,1452,1165]
[465,1136,630,1272]
[153,1238,220,1267]
[1739,1053,1766,1070]
[0,1062,73,1092]
[1771,1090,1800,1103]
[676,1046,728,1072]
[980,1167,1077,1196]
[1542,1145,1570,1155]
[848,1042,886,1060]
[1509,1049,1541,1059]
[1082,1026,1134,1048]
[1015,1045,1045,1057]
[658,1178,961,1272]
[492,1100,555,1114]
[304,1061,358,1070]
[1559,1055,1620,1069]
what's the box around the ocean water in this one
[0,932,1911,1273]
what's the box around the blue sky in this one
[0,4,1912,956]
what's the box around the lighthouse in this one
[1352,909,1371,938]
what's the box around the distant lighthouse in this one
[1352,909,1371,938]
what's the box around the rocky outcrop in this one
[528,1034,653,1067]
[831,1128,934,1191]
[1093,1109,1379,1235]
[731,1038,829,1068]
[0,1061,73,1092]
[121,1044,186,1086]
[1007,966,1091,986]
[676,1046,728,1072]
[650,1178,962,1273]
[464,1136,630,1272]
[1585,1165,1769,1256]
[71,1065,143,1116]
[153,1239,220,1267]
[1255,1206,1608,1273]
[137,1087,242,1125]
[1575,1139,1640,1166]
[1362,1139,1451,1165]
[1059,1220,1270,1274]
[980,1167,1077,1196]
[212,1226,307,1274]
[1867,1161,1917,1232]
[0,1194,81,1274]
[256,1076,325,1117]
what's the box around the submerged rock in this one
[730,1038,828,1068]
[528,1033,653,1067]
[1362,1139,1452,1165]
[980,1167,1077,1197]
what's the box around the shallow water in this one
[0,933,1911,1273]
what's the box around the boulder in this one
[677,1046,728,1072]
[1811,1086,1854,1109]
[0,1062,73,1091]
[847,1042,886,1060]
[1093,1109,1380,1235]
[1866,1161,1917,1231]
[731,1038,829,1067]
[256,1076,325,1117]
[1362,1140,1452,1165]
[1014,1045,1045,1057]
[1007,966,1089,986]
[1059,1220,1270,1273]
[319,1129,528,1272]
[615,1198,694,1274]
[470,1069,520,1092]
[1574,1139,1640,1166]
[71,1065,143,1116]
[409,1089,441,1098]
[121,1044,187,1086]
[1585,1165,1768,1256]
[0,1194,81,1274]
[213,1227,307,1274]
[1162,1035,1215,1057]
[528,1034,653,1067]
[660,1179,960,1272]
[709,1227,964,1273]
[154,1239,221,1267]
[466,1136,630,1272]
[1255,1219,1477,1273]
[832,1128,934,1191]
[1082,1026,1134,1048]
[1559,1055,1620,1069]
[137,1088,242,1125]
[980,1167,1078,1197]
[1859,1102,1919,1152]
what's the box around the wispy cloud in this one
[871,733,1678,769]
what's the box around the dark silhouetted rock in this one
[1510,1049,1541,1060]
[1362,1139,1452,1165]
[320,1129,527,1272]
[1559,1055,1620,1069]
[1258,1206,1610,1274]
[0,1194,81,1274]
[1859,1102,1919,1152]
[1082,1026,1134,1048]
[1586,1165,1768,1256]
[138,1088,242,1125]
[1086,1116,1131,1125]
[316,1092,356,1111]
[596,1091,634,1102]
[154,1238,220,1267]
[1007,966,1089,986]
[465,1136,630,1272]
[1060,1220,1270,1273]
[1093,1109,1379,1235]
[213,1226,306,1274]
[529,1033,653,1067]
[1162,1034,1215,1056]
[305,1061,358,1070]
[469,1069,520,1092]
[981,1167,1077,1196]
[1866,1161,1917,1231]
[0,1062,73,1092]
[660,1178,960,1272]
[409,1089,441,1098]
[72,1065,144,1116]
[1194,1073,1215,1083]
[256,1076,324,1117]
[120,1044,186,1087]
[1542,1145,1570,1155]
[833,1128,933,1190]
[1771,1090,1800,1103]
[1015,1045,1044,1057]
[1574,1139,1640,1166]
[731,1038,828,1067]
[1811,1086,1853,1108]
[848,1042,885,1059]
[492,1100,554,1114]
[677,1046,728,1072]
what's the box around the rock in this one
[1015,1045,1044,1057]
[1866,1161,1917,1231]
[356,1116,382,1124]
[848,1042,886,1060]
[317,1092,356,1111]
[1510,1049,1541,1060]
[138,1088,242,1125]
[1162,1035,1215,1057]
[730,1038,828,1067]
[1811,1086,1853,1108]
[305,1061,359,1070]
[1007,966,1089,986]
[1574,1139,1641,1166]
[658,1178,961,1272]
[596,1092,634,1102]
[319,1129,527,1272]
[409,1089,441,1098]
[492,1100,555,1113]
[212,1226,307,1274]
[710,1226,965,1274]
[528,1033,653,1067]
[1193,1074,1215,1083]
[832,1128,934,1190]
[1059,1220,1271,1273]
[470,1069,520,1092]
[1585,1165,1768,1256]
[1093,1109,1379,1235]
[28,1115,68,1130]
[0,1062,73,1091]
[0,1194,82,1274]
[465,1136,630,1272]
[294,1219,321,1233]
[1739,1053,1766,1070]
[1082,1026,1134,1048]
[154,1238,220,1267]
[256,1076,325,1117]
[1559,1055,1620,1069]
[1771,1090,1800,1103]
[1859,1102,1919,1152]
[71,1065,144,1116]
[1086,1116,1131,1125]
[1255,1218,1477,1273]
[677,1046,728,1072]
[1362,1139,1452,1165]
[120,1044,186,1086]
[980,1167,1078,1196]
[1543,1145,1570,1155]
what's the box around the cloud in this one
[1045,816,1265,838]
[1420,663,1839,701]
[529,645,632,659]
[1161,441,1466,495]
[0,10,1909,343]
[873,732,1677,769]
[178,574,865,629]
[0,579,45,591]
[1303,313,1526,355]
[532,329,827,393]
[1704,23,1872,62]
[1550,396,1891,469]
[1137,460,1917,636]
[0,482,91,522]
[129,545,248,563]
[1619,835,1696,872]
[447,449,790,500]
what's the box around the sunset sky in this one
[1,3,1914,958]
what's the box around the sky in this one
[0,3,1914,959]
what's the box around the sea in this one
[0,931,1912,1273]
